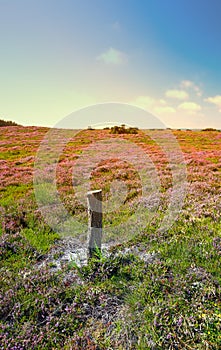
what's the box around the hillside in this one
[0,126,221,349]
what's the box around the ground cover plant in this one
[0,126,221,349]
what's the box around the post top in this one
[87,189,102,195]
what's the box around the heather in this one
[0,126,221,349]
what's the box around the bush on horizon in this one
[109,124,139,134]
[0,119,20,127]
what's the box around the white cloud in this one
[132,95,155,109]
[131,95,176,115]
[154,106,176,114]
[97,47,127,65]
[180,80,202,97]
[178,102,202,114]
[165,89,189,100]
[180,80,193,88]
[130,92,209,128]
[205,95,221,112]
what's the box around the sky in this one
[0,0,221,129]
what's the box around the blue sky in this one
[0,0,221,128]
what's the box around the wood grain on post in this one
[87,190,102,259]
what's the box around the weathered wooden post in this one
[87,189,102,259]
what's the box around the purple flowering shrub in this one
[1,127,221,348]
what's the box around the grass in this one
[0,184,32,206]
[0,126,221,349]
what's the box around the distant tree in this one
[110,125,139,134]
[202,127,219,132]
[127,127,139,134]
[0,119,20,127]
